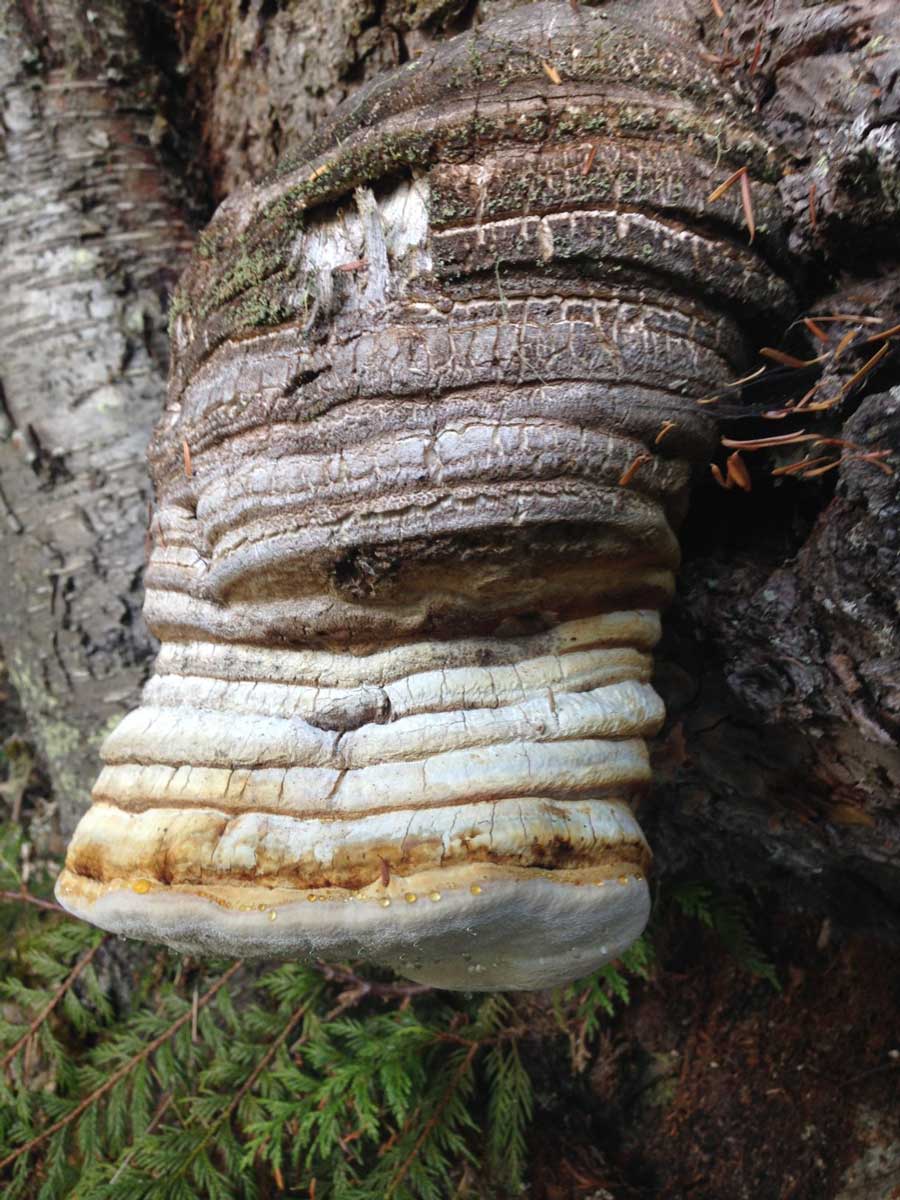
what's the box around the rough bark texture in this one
[60,1,793,990]
[641,0,900,932]
[0,0,895,926]
[1,0,899,1188]
[0,0,194,829]
[78,0,898,939]
[176,0,596,203]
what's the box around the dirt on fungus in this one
[526,903,900,1200]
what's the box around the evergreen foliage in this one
[0,818,777,1197]
[668,881,780,988]
[0,822,653,1199]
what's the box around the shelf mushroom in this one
[56,1,792,990]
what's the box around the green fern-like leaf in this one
[669,881,780,989]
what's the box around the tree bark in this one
[151,0,900,933]
[0,0,194,829]
[2,0,899,933]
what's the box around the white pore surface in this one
[56,867,651,992]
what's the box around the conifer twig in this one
[0,960,243,1174]
[108,1091,174,1185]
[0,888,65,914]
[206,1001,307,1140]
[164,996,312,1189]
[385,1042,479,1198]
[1,936,107,1076]
[314,961,432,999]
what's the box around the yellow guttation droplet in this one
[618,875,629,886]
[380,898,391,908]
[268,910,277,922]
[131,879,152,895]
[429,891,442,902]
[470,884,483,895]
[307,894,317,902]
[258,904,267,911]
[595,881,606,888]
[405,893,417,903]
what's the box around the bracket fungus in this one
[56,2,792,990]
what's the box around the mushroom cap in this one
[55,859,649,991]
[58,616,658,990]
[55,0,793,990]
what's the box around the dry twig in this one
[0,888,64,915]
[1,938,107,1076]
[0,960,243,1173]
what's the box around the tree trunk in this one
[0,0,195,830]
[1,0,899,923]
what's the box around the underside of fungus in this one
[56,2,792,990]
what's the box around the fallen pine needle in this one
[802,314,881,325]
[740,168,756,243]
[706,164,755,241]
[618,453,652,486]
[542,60,562,84]
[794,383,822,409]
[763,382,821,417]
[708,166,746,204]
[833,327,860,361]
[803,396,842,412]
[759,347,820,369]
[698,363,767,403]
[182,438,193,478]
[729,364,768,387]
[726,450,751,491]
[803,317,829,343]
[812,437,872,450]
[655,420,677,444]
[711,463,730,489]
[850,452,894,476]
[841,341,890,395]
[865,322,900,344]
[771,455,832,477]
[581,144,597,175]
[801,459,845,478]
[709,0,724,18]
[721,431,811,449]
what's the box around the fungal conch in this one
[56,2,792,990]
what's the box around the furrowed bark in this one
[0,0,195,830]
[3,0,898,938]
[135,0,900,937]
[57,2,803,989]
[642,0,900,930]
